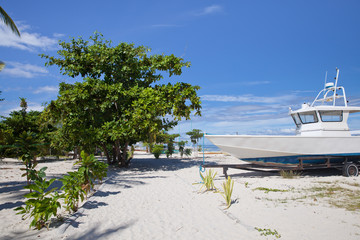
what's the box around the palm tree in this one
[0,6,20,71]
[0,6,20,36]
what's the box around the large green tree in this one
[41,33,201,166]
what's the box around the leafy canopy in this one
[41,33,201,164]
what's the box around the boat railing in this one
[311,86,348,107]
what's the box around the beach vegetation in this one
[178,140,187,157]
[199,169,217,192]
[155,132,179,158]
[151,144,164,159]
[255,227,281,238]
[60,171,87,212]
[305,184,360,211]
[75,151,109,192]
[254,187,289,193]
[279,170,302,179]
[40,32,201,167]
[220,176,234,209]
[184,148,192,157]
[0,98,57,160]
[15,173,62,230]
[186,129,203,151]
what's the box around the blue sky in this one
[1,0,360,140]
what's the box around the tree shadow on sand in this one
[65,220,136,240]
[128,156,212,173]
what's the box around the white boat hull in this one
[206,135,360,164]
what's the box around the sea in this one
[201,144,220,152]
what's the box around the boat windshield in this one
[299,111,318,124]
[319,110,343,122]
[291,114,301,127]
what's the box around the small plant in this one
[184,148,192,157]
[279,170,301,179]
[15,177,62,230]
[245,181,249,188]
[151,144,164,159]
[75,151,108,192]
[254,187,289,193]
[255,227,281,238]
[60,171,87,213]
[199,169,217,191]
[220,176,234,209]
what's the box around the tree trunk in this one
[120,142,129,167]
[101,143,111,165]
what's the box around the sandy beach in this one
[1,152,360,240]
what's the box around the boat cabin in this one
[289,69,360,136]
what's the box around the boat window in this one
[299,111,318,124]
[319,110,343,122]
[291,114,301,127]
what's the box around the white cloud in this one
[0,22,59,51]
[33,86,58,94]
[194,5,223,16]
[201,94,297,104]
[1,61,48,78]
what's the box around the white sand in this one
[1,152,360,240]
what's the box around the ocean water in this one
[201,144,220,152]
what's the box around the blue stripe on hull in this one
[241,153,360,165]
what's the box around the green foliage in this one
[15,178,61,230]
[21,165,47,183]
[186,129,203,146]
[254,187,289,193]
[60,171,86,213]
[41,32,201,166]
[184,148,192,157]
[178,140,187,157]
[75,151,108,192]
[255,227,281,238]
[199,169,217,192]
[0,98,55,159]
[152,144,164,159]
[279,170,302,179]
[220,176,234,209]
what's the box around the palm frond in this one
[0,6,20,37]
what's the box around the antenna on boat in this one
[323,71,328,98]
[333,68,340,106]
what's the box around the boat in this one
[206,69,360,171]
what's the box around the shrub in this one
[15,177,62,230]
[184,148,192,157]
[60,171,86,213]
[152,144,163,159]
[279,170,301,179]
[75,151,108,192]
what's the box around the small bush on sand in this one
[152,144,164,159]
[199,169,217,191]
[60,171,87,213]
[220,176,234,209]
[279,170,301,179]
[15,174,62,230]
[184,148,192,157]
